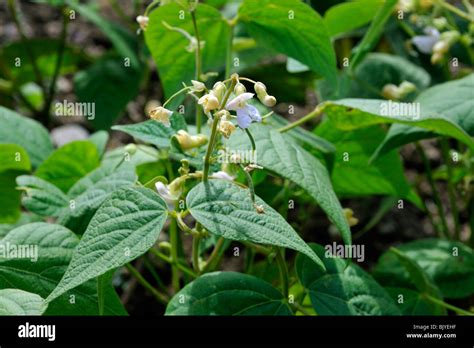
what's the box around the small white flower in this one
[136,16,149,31]
[211,171,234,181]
[198,92,219,113]
[155,181,179,210]
[226,92,254,110]
[412,27,440,54]
[149,106,173,127]
[226,93,261,129]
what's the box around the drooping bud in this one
[234,82,246,96]
[124,144,137,156]
[343,208,358,227]
[136,15,149,31]
[382,84,401,100]
[212,82,226,102]
[254,82,267,96]
[263,95,277,107]
[191,80,205,92]
[174,130,208,150]
[149,106,173,127]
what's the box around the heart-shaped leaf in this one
[0,289,46,315]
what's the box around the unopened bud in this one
[175,130,208,150]
[191,80,205,92]
[219,120,236,139]
[136,15,149,31]
[263,95,276,107]
[124,144,137,155]
[234,83,246,95]
[212,82,226,102]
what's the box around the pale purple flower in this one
[226,93,261,129]
[211,171,234,181]
[412,27,440,54]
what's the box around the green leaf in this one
[166,272,292,315]
[0,144,31,224]
[46,186,168,302]
[145,3,229,102]
[350,0,398,69]
[385,287,445,315]
[74,55,143,130]
[374,74,474,159]
[187,179,324,268]
[58,163,137,227]
[0,38,81,85]
[373,239,474,299]
[112,120,178,148]
[35,141,100,192]
[0,107,53,168]
[323,0,383,38]
[296,243,400,315]
[16,175,69,217]
[319,53,431,100]
[89,131,109,157]
[239,0,337,87]
[0,213,42,239]
[0,222,126,315]
[227,124,351,245]
[321,99,474,151]
[315,121,422,207]
[0,289,46,315]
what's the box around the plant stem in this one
[192,234,201,274]
[202,114,221,181]
[225,22,234,78]
[425,294,474,316]
[279,105,324,133]
[440,138,461,240]
[436,0,474,22]
[169,219,181,292]
[43,6,69,123]
[415,142,449,238]
[291,302,313,316]
[191,10,203,133]
[203,237,226,273]
[275,247,289,299]
[125,263,168,304]
[149,248,197,278]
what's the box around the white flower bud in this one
[234,83,246,96]
[263,95,276,107]
[219,120,236,139]
[198,92,219,113]
[191,80,205,92]
[149,106,173,127]
[136,15,149,31]
[254,82,267,95]
[212,82,226,102]
[175,130,208,150]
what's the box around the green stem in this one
[240,164,256,204]
[291,302,313,316]
[43,6,69,123]
[149,248,197,278]
[97,274,107,315]
[192,234,201,274]
[415,142,449,238]
[191,10,203,133]
[435,0,474,21]
[202,114,221,181]
[279,105,324,133]
[125,264,168,304]
[169,219,181,292]
[244,128,256,152]
[425,294,474,316]
[203,237,226,273]
[275,247,289,299]
[440,139,461,240]
[225,22,234,78]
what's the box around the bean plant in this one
[0,0,473,317]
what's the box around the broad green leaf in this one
[0,39,81,85]
[324,0,383,38]
[296,243,400,315]
[384,248,445,315]
[239,0,337,87]
[373,239,474,299]
[145,3,229,103]
[315,121,422,207]
[227,124,351,245]
[187,179,324,268]
[350,0,398,69]
[318,53,431,100]
[0,223,126,315]
[35,140,100,192]
[0,213,42,239]
[89,131,109,157]
[112,120,179,148]
[16,175,69,217]
[166,272,292,315]
[0,144,31,224]
[321,99,474,150]
[58,163,137,226]
[0,107,53,168]
[385,287,445,315]
[374,74,474,159]
[0,289,46,315]
[74,55,143,130]
[47,186,168,302]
